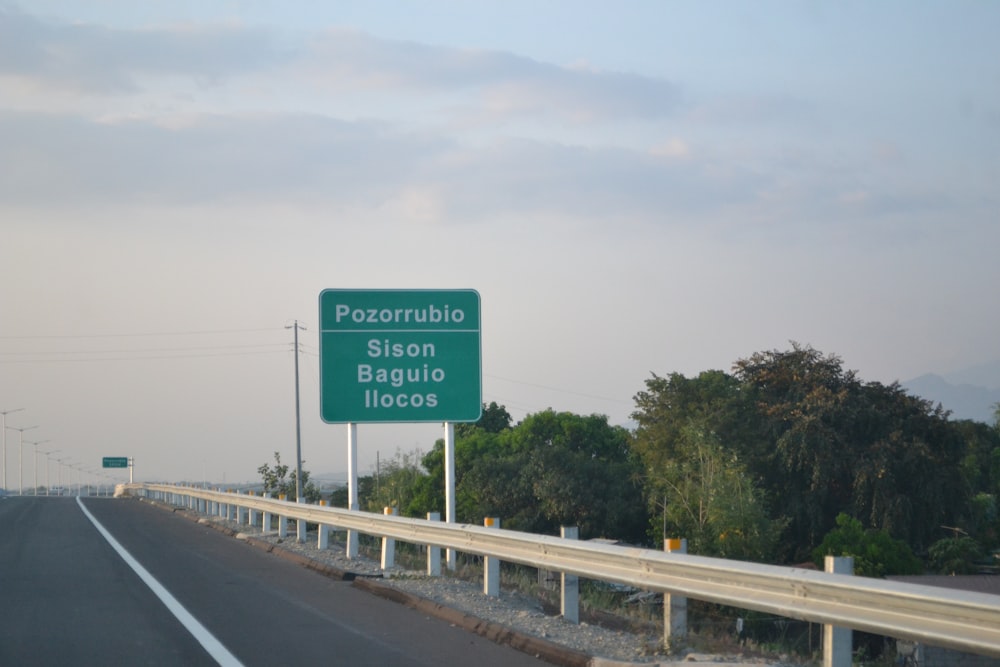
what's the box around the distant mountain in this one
[902,361,1000,424]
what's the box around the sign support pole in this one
[445,421,456,570]
[346,423,359,559]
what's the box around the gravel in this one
[162,503,804,667]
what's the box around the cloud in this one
[301,29,683,122]
[1,7,683,125]
[0,110,751,226]
[0,5,286,94]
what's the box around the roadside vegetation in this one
[260,343,1000,658]
[330,344,999,575]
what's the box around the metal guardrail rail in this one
[128,483,1000,657]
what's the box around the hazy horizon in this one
[2,2,997,484]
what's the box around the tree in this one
[414,409,646,542]
[732,344,967,560]
[928,536,986,575]
[732,344,860,559]
[366,448,428,515]
[257,452,321,503]
[455,401,513,438]
[632,372,784,559]
[812,513,922,577]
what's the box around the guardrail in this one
[125,483,1000,658]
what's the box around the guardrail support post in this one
[484,517,500,597]
[248,491,258,527]
[427,512,441,577]
[278,494,288,538]
[381,507,396,569]
[824,556,854,667]
[664,537,688,652]
[296,498,306,543]
[561,526,579,623]
[317,500,329,549]
[262,493,272,531]
[237,491,247,524]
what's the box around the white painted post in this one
[824,556,854,667]
[237,491,247,525]
[226,491,234,521]
[664,538,688,651]
[380,507,396,569]
[296,497,306,543]
[278,494,288,538]
[427,512,441,577]
[484,517,500,597]
[561,526,580,623]
[248,490,258,527]
[346,423,359,559]
[317,500,329,549]
[262,493,272,531]
[445,421,456,570]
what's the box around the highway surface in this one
[0,495,551,666]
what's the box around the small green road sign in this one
[102,457,128,468]
[319,289,482,424]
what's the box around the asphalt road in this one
[0,495,550,666]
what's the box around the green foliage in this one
[928,536,986,574]
[812,514,923,577]
[365,448,428,515]
[257,451,321,503]
[393,346,998,570]
[633,344,977,564]
[414,408,646,542]
[732,344,966,561]
[455,401,513,438]
[632,372,785,560]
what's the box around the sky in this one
[1,1,998,487]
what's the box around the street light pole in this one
[55,458,68,494]
[7,425,39,496]
[1,408,25,493]
[40,449,59,495]
[27,440,50,496]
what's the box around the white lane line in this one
[76,497,244,667]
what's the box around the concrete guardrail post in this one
[484,517,500,597]
[262,493,272,531]
[824,556,854,667]
[381,507,396,569]
[296,497,306,544]
[277,494,288,538]
[426,512,441,577]
[561,526,580,623]
[248,490,258,527]
[664,537,688,652]
[236,491,247,525]
[317,500,329,550]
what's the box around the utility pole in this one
[287,320,306,544]
[286,321,305,504]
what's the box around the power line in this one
[0,327,283,340]
[0,343,287,356]
[0,349,286,364]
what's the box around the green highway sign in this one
[102,457,128,468]
[319,289,482,423]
